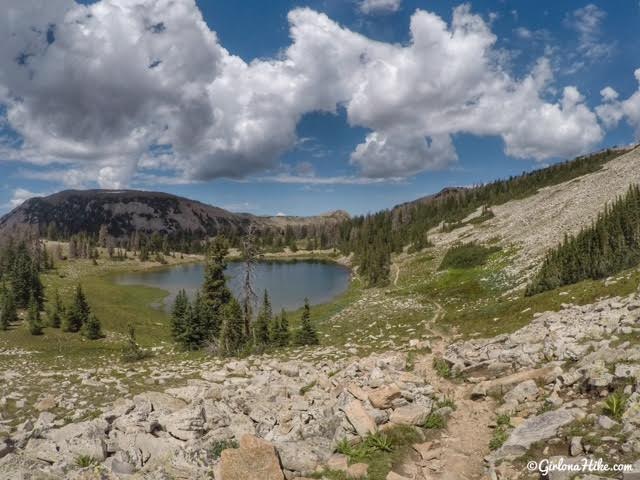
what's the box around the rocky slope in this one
[0,189,349,239]
[3,286,640,479]
[430,146,640,280]
[445,291,640,479]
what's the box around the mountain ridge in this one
[0,189,350,240]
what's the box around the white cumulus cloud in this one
[597,68,640,136]
[0,0,606,186]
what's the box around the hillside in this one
[427,145,640,280]
[0,189,349,240]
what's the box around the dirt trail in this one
[399,298,495,478]
[387,259,495,479]
[410,330,495,480]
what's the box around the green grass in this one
[423,412,446,429]
[439,243,501,270]
[603,392,627,420]
[329,426,422,480]
[433,357,453,378]
[488,414,512,451]
[402,245,640,339]
[74,454,98,468]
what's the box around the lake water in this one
[112,260,351,313]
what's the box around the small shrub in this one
[74,454,98,468]
[432,357,452,378]
[208,439,238,460]
[496,414,511,427]
[489,427,509,451]
[436,395,457,411]
[438,242,500,270]
[364,432,394,452]
[121,325,150,362]
[603,392,627,420]
[488,415,512,451]
[423,412,446,429]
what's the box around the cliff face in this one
[0,189,349,239]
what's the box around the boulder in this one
[46,419,109,461]
[368,385,401,409]
[496,409,577,458]
[503,380,539,405]
[220,435,284,480]
[158,405,206,441]
[133,392,187,414]
[275,441,323,474]
[343,400,377,437]
[471,366,559,399]
[389,405,430,426]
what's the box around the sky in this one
[0,0,639,217]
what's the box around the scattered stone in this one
[368,384,402,409]
[220,435,284,480]
[343,400,377,437]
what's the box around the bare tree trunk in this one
[241,225,259,337]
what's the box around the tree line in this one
[527,184,640,295]
[327,148,628,288]
[169,237,319,356]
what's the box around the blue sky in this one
[1,0,639,216]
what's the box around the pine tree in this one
[82,313,103,340]
[201,238,232,340]
[219,298,246,356]
[27,295,43,335]
[121,325,147,362]
[48,289,63,328]
[170,289,188,342]
[270,308,290,347]
[63,285,90,332]
[253,290,271,347]
[295,298,319,346]
[1,284,17,330]
[180,297,205,350]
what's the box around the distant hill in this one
[0,189,350,240]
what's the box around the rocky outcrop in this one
[0,351,435,479]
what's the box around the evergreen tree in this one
[48,289,63,328]
[82,313,103,340]
[295,298,319,346]
[27,295,43,335]
[180,298,205,350]
[219,298,246,356]
[1,284,17,330]
[63,285,90,332]
[201,238,232,340]
[170,289,188,342]
[253,290,272,347]
[270,308,290,347]
[121,325,147,362]
[527,185,640,295]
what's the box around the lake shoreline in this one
[111,256,353,315]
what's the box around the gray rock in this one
[159,405,206,441]
[570,436,583,456]
[496,409,577,458]
[597,415,618,430]
[503,379,539,405]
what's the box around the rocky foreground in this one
[446,291,640,479]
[3,292,640,479]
